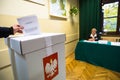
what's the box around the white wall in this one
[0,0,79,80]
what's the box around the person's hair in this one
[91,28,97,32]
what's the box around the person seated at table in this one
[88,28,100,41]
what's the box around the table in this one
[75,40,120,72]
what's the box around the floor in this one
[66,53,120,80]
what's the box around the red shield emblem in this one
[43,52,59,80]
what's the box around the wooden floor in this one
[66,54,120,80]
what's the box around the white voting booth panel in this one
[5,33,66,80]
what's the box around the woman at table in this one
[88,28,100,41]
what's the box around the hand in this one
[12,24,24,34]
[88,38,95,41]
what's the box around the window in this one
[102,2,119,33]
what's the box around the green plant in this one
[69,6,79,16]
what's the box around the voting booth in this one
[5,33,66,80]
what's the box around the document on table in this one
[17,15,41,36]
[111,42,120,46]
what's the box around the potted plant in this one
[69,6,79,16]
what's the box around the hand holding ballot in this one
[0,24,23,38]
[17,15,41,36]
[12,24,24,34]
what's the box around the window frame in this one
[101,0,120,35]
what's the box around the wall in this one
[0,0,79,80]
[102,36,120,42]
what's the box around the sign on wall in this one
[49,0,67,18]
[26,0,45,5]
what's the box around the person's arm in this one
[0,25,23,38]
[88,34,93,41]
[88,34,91,40]
[97,33,101,40]
[0,27,14,38]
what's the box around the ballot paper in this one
[17,15,41,36]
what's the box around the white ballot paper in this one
[17,15,41,35]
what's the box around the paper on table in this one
[17,15,41,36]
[111,42,120,46]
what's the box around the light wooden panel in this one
[0,50,10,68]
[102,36,120,42]
[0,66,14,80]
